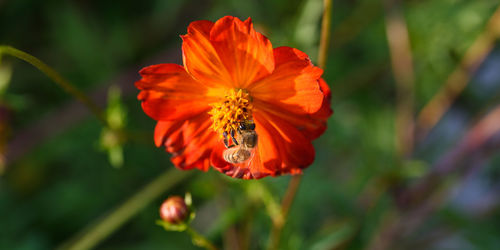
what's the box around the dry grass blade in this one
[383,0,415,157]
[417,6,500,138]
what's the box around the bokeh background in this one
[1,0,500,249]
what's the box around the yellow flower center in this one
[209,89,253,136]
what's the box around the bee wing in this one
[231,144,267,179]
[213,140,267,179]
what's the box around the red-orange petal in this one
[250,46,324,115]
[136,64,212,121]
[313,78,333,119]
[155,113,218,171]
[181,20,234,88]
[254,111,315,172]
[154,120,184,148]
[210,16,275,88]
[253,77,332,140]
[252,100,323,140]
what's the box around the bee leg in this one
[223,131,230,148]
[231,130,239,145]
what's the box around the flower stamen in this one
[209,89,253,137]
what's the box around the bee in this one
[223,146,252,164]
[222,121,258,164]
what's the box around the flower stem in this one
[318,0,333,69]
[267,174,303,250]
[0,45,108,126]
[186,226,218,250]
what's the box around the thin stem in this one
[0,46,108,126]
[57,168,194,250]
[318,0,333,69]
[246,181,283,226]
[383,0,415,157]
[238,205,254,250]
[267,174,303,250]
[279,175,303,222]
[186,226,218,250]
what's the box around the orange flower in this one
[136,16,332,179]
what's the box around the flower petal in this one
[136,64,212,121]
[250,46,324,115]
[181,20,234,88]
[253,77,332,140]
[254,111,315,172]
[210,16,275,87]
[155,113,218,171]
[314,78,333,120]
[154,120,184,148]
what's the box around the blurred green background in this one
[1,0,500,249]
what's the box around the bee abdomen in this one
[223,148,251,163]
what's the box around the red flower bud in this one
[159,196,189,224]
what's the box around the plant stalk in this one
[0,46,108,126]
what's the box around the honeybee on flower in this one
[135,16,332,179]
[222,119,258,164]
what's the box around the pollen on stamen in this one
[209,89,253,137]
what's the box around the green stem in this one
[246,181,283,226]
[0,45,108,126]
[57,168,194,250]
[187,226,218,250]
[318,0,333,69]
[267,174,303,250]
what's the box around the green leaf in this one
[156,220,188,232]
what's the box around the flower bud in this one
[159,196,189,224]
